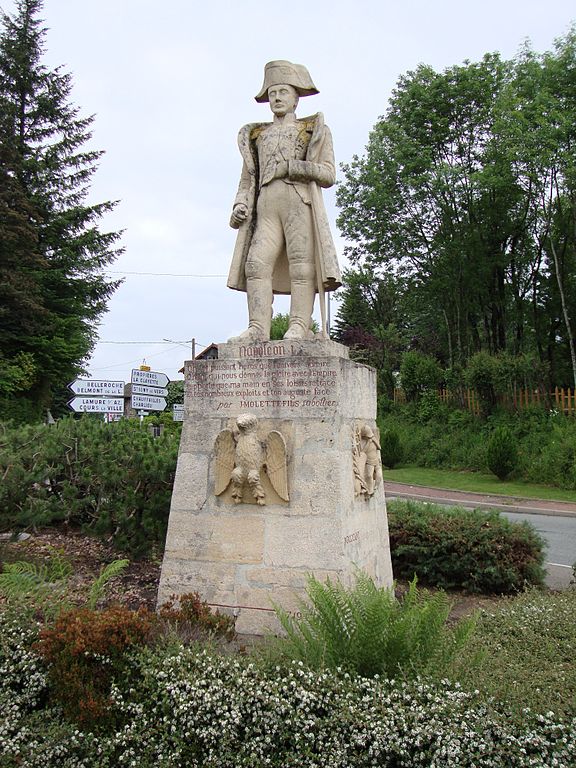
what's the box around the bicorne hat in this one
[255,60,319,103]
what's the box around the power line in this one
[98,339,209,347]
[104,270,226,277]
[99,340,178,344]
[88,339,210,372]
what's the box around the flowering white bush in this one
[2,629,575,768]
[0,612,49,765]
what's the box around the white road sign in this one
[69,379,124,396]
[69,397,124,413]
[173,403,184,422]
[131,369,169,388]
[131,394,167,411]
[131,383,168,397]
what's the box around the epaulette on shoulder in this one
[249,123,268,140]
[298,113,319,132]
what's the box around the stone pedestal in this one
[158,339,393,635]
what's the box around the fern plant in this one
[272,572,477,679]
[0,550,72,617]
[87,559,129,609]
[0,552,129,615]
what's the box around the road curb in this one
[385,487,576,518]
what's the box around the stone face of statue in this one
[267,84,299,118]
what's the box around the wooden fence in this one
[393,386,576,416]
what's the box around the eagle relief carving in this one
[214,413,289,505]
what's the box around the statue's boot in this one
[283,279,315,340]
[228,277,272,342]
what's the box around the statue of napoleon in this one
[227,60,341,342]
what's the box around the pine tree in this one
[0,0,122,420]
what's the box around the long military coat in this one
[227,112,342,295]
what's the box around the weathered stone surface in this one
[227,62,340,343]
[169,453,209,511]
[158,342,393,635]
[243,566,338,590]
[233,585,305,635]
[218,339,349,360]
[157,562,237,608]
[162,514,265,564]
[265,516,344,570]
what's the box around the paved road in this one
[385,481,576,589]
[499,510,575,589]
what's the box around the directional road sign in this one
[131,369,169,388]
[69,379,124,396]
[131,383,168,397]
[131,394,167,411]
[69,397,125,413]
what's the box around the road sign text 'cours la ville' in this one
[68,396,125,413]
[68,378,126,413]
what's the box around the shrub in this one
[378,411,487,473]
[3,612,576,766]
[486,425,518,480]
[377,392,393,416]
[388,499,546,593]
[271,572,476,679]
[399,350,443,401]
[0,610,47,710]
[34,605,155,729]
[158,592,236,642]
[0,417,179,556]
[464,351,498,415]
[379,406,576,489]
[416,389,447,423]
[379,427,403,468]
[527,419,576,489]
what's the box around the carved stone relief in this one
[214,413,289,505]
[353,423,383,499]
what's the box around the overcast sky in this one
[3,0,575,386]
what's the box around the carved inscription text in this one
[187,357,339,414]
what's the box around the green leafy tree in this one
[336,36,576,386]
[400,350,443,401]
[0,0,122,421]
[464,351,499,416]
[498,32,576,387]
[165,379,184,409]
[337,55,522,364]
[270,312,318,340]
[333,269,406,394]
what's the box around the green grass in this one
[459,589,576,719]
[383,466,576,503]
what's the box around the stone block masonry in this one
[158,339,393,635]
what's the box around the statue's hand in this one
[230,203,248,229]
[273,160,289,180]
